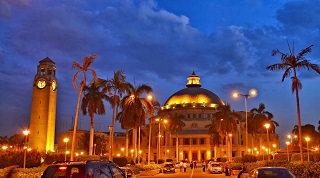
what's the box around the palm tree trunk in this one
[175,131,178,162]
[126,128,129,157]
[133,127,137,163]
[89,117,94,155]
[70,85,84,161]
[138,126,141,164]
[295,86,304,163]
[110,104,115,162]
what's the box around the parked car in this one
[247,167,296,178]
[207,162,223,174]
[120,167,133,178]
[41,160,128,178]
[163,163,175,173]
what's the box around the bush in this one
[242,154,257,163]
[0,150,41,168]
[113,157,127,167]
[233,156,242,163]
[157,159,164,164]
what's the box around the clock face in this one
[37,80,46,89]
[51,80,57,91]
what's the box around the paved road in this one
[136,167,239,178]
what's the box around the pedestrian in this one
[202,160,206,172]
[225,164,229,176]
[183,161,187,172]
[180,161,183,172]
[237,164,246,178]
[193,161,197,169]
[190,162,193,169]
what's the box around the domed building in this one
[157,71,233,162]
[138,71,279,163]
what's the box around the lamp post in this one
[286,141,290,162]
[147,95,154,165]
[264,123,270,161]
[233,89,257,155]
[23,130,30,169]
[155,118,167,164]
[305,137,310,162]
[64,138,69,161]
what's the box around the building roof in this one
[164,71,224,106]
[40,57,55,64]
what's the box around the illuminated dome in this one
[163,71,224,109]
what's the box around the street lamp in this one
[23,130,30,169]
[64,138,69,161]
[121,147,125,156]
[147,95,154,165]
[286,141,290,162]
[155,118,167,164]
[264,123,270,161]
[233,89,258,154]
[287,134,293,143]
[305,137,310,161]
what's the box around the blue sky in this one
[1,0,320,147]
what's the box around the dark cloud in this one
[1,0,320,137]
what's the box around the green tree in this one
[211,104,241,158]
[81,80,108,155]
[266,42,320,162]
[166,113,185,162]
[102,70,127,161]
[205,119,221,159]
[71,54,98,160]
[118,82,153,161]
[249,103,278,154]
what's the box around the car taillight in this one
[58,166,67,171]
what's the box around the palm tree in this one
[249,103,278,154]
[100,70,127,161]
[205,119,221,158]
[81,81,108,155]
[71,54,98,160]
[211,104,241,159]
[118,82,153,161]
[166,113,185,162]
[266,42,320,162]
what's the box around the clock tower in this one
[29,57,57,152]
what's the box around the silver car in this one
[207,162,223,174]
[247,167,296,178]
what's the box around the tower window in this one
[48,68,52,75]
[40,68,45,75]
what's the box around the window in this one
[173,138,176,145]
[40,68,45,75]
[48,68,52,75]
[192,138,197,145]
[187,114,190,118]
[207,114,211,118]
[198,114,201,118]
[193,114,196,118]
[183,138,190,145]
[200,138,205,145]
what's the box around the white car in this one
[207,162,223,174]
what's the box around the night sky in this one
[1,0,320,147]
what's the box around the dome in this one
[163,71,224,108]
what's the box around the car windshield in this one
[165,164,174,167]
[211,164,220,167]
[258,168,295,178]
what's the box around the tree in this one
[102,70,127,161]
[118,82,153,161]
[211,104,241,158]
[205,118,221,159]
[166,113,185,162]
[81,80,108,155]
[266,41,320,162]
[249,103,278,154]
[71,54,98,160]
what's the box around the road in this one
[136,167,239,178]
